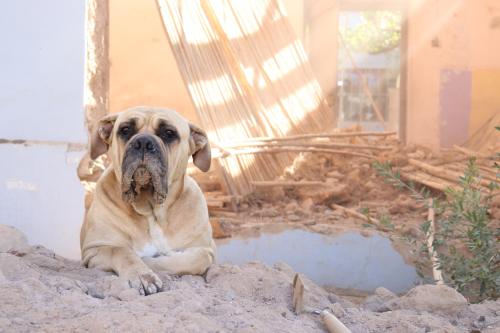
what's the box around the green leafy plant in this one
[341,11,401,54]
[373,155,499,302]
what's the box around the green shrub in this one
[373,150,499,301]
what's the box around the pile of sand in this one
[0,225,498,332]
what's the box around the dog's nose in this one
[132,136,157,153]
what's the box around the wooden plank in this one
[251,180,325,187]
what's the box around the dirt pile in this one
[1,225,498,332]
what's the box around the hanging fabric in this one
[156,0,334,195]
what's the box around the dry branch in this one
[330,204,390,232]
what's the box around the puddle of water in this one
[216,228,421,293]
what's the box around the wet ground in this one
[216,227,421,294]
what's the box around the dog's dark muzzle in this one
[121,134,168,205]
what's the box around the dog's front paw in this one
[123,269,163,296]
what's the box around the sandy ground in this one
[1,224,499,333]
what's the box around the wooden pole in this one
[453,145,490,159]
[426,199,444,285]
[338,33,386,125]
[251,180,325,187]
[400,171,460,192]
[84,0,109,132]
[409,158,491,188]
[220,146,374,159]
[222,141,393,151]
[321,310,352,333]
[218,131,397,145]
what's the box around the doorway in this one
[336,8,404,133]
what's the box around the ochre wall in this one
[471,70,500,136]
[108,0,199,123]
[108,0,336,124]
[468,1,500,137]
[406,0,500,147]
[303,0,339,104]
[108,0,500,148]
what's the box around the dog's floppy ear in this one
[90,113,118,160]
[189,123,211,172]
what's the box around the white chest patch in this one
[135,217,171,258]
[136,243,160,258]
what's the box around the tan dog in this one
[80,106,215,295]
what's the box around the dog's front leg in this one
[85,245,163,295]
[142,246,214,275]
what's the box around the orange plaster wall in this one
[108,0,199,123]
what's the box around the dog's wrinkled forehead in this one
[114,107,190,139]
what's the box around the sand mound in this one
[0,225,498,332]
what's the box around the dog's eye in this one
[164,130,175,138]
[159,127,178,143]
[119,126,130,135]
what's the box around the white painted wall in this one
[0,1,86,259]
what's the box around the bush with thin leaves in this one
[373,143,499,301]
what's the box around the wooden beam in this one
[219,146,374,159]
[218,131,397,145]
[251,180,325,187]
[409,158,491,188]
[426,199,444,285]
[222,141,393,151]
[84,0,109,133]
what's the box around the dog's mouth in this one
[121,160,168,205]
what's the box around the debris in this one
[300,198,315,212]
[297,183,349,205]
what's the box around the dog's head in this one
[89,106,210,205]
